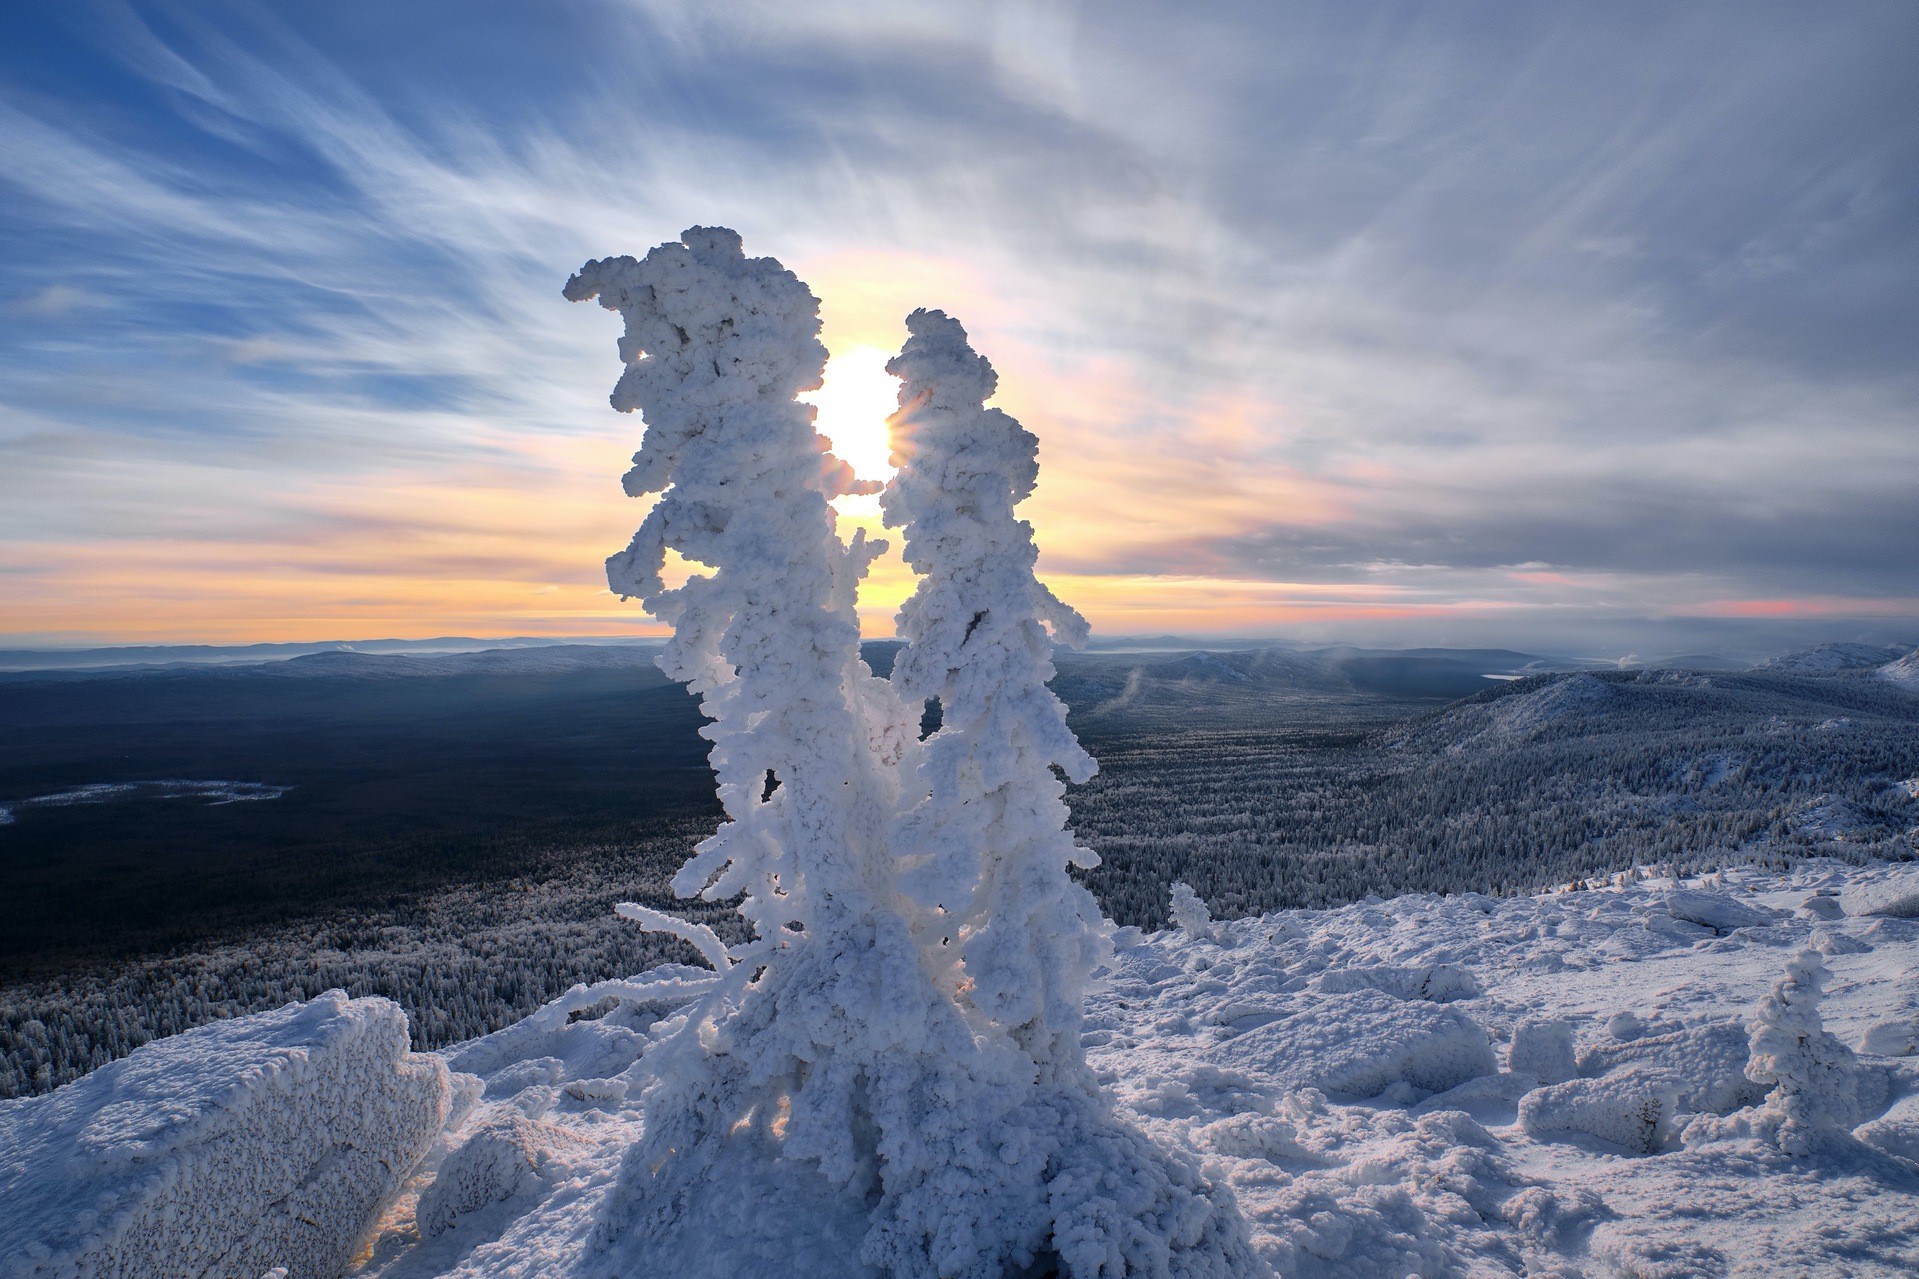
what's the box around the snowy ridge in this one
[0,991,450,1279]
[1882,649,1919,691]
[1750,642,1913,675]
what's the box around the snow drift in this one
[0,991,449,1279]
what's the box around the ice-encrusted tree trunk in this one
[567,240,1256,1277]
[567,228,959,1263]
[879,308,1259,1278]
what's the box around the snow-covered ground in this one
[1094,862,1919,1277]
[9,865,1918,1278]
[329,859,1913,1278]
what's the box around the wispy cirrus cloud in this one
[0,1,1913,653]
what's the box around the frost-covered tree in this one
[878,308,1258,1277]
[568,239,1255,1276]
[883,307,1107,1064]
[1745,947,1863,1156]
[567,227,957,1261]
[1168,882,1217,943]
[566,237,1260,1276]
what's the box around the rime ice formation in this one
[1168,881,1216,942]
[876,308,1257,1276]
[0,991,448,1279]
[1743,948,1869,1155]
[566,235,1255,1276]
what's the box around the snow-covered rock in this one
[1858,1018,1918,1057]
[1213,990,1496,1100]
[0,991,449,1279]
[1854,1094,1919,1163]
[1652,887,1774,934]
[1508,1018,1578,1083]
[1312,963,1481,1003]
[1577,1022,1767,1116]
[1519,1068,1676,1153]
[416,1113,590,1239]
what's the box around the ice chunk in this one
[1211,989,1496,1100]
[0,991,448,1279]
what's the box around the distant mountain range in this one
[0,636,664,672]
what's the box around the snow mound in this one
[1839,868,1919,918]
[0,990,449,1279]
[1213,990,1496,1100]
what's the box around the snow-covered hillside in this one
[1750,642,1913,675]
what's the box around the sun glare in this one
[803,346,900,485]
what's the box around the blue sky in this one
[2,1,1915,657]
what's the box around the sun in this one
[802,345,900,486]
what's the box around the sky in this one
[1,1,1915,659]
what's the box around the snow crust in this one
[0,991,449,1279]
